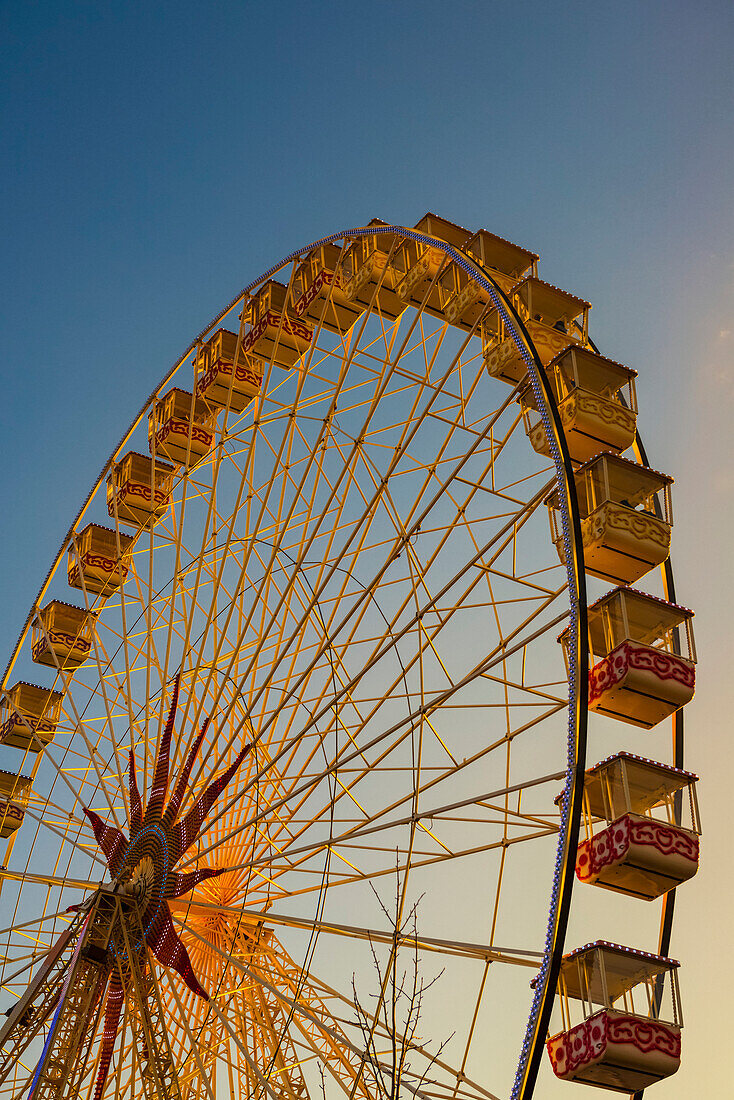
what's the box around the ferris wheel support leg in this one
[0,909,88,1089]
[25,890,116,1100]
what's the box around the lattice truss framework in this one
[0,233,580,1100]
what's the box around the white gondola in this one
[67,523,134,596]
[0,771,32,839]
[341,219,408,320]
[238,280,312,369]
[395,212,473,317]
[442,228,537,331]
[0,683,64,751]
[31,602,95,671]
[546,454,673,585]
[292,243,365,334]
[485,278,590,385]
[148,388,213,467]
[106,452,176,529]
[574,752,700,900]
[559,588,696,729]
[545,942,683,1092]
[518,347,637,463]
[195,328,263,414]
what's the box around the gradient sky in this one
[2,2,733,1095]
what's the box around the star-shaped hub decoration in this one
[83,677,251,1100]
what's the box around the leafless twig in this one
[350,857,453,1099]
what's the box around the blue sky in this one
[2,2,733,1095]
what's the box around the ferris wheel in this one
[0,216,700,1100]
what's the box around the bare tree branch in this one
[350,856,454,1100]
